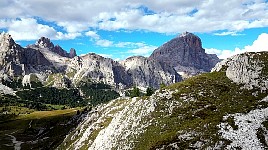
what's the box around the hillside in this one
[59,52,268,149]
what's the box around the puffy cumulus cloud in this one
[95,39,114,47]
[1,0,268,36]
[95,0,268,33]
[85,31,100,40]
[85,30,149,49]
[0,18,81,41]
[206,33,268,59]
[242,33,268,52]
[0,0,26,18]
[127,45,158,57]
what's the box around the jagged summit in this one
[36,37,54,49]
[149,32,220,75]
[30,37,77,58]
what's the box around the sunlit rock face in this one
[212,52,268,91]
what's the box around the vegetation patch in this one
[0,108,85,150]
[133,72,267,149]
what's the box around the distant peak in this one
[69,48,77,58]
[36,37,54,49]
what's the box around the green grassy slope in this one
[0,108,84,150]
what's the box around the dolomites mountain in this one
[150,32,220,76]
[60,51,268,149]
[0,33,53,77]
[29,37,77,58]
[0,33,181,91]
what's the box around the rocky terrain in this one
[59,51,268,149]
[0,33,182,92]
[212,52,268,91]
[150,32,220,77]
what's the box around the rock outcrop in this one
[212,52,268,91]
[150,32,220,75]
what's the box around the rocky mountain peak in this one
[33,37,76,58]
[149,32,220,75]
[179,31,194,37]
[36,37,54,49]
[178,31,202,48]
[0,32,17,51]
[69,48,77,58]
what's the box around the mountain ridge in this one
[0,32,185,91]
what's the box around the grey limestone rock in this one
[212,52,268,91]
[150,32,220,75]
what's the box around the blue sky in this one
[0,0,268,60]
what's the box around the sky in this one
[0,0,268,60]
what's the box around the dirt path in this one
[6,133,24,150]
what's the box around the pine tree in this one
[130,86,140,98]
[146,87,154,96]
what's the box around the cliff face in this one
[212,52,268,91]
[0,33,52,77]
[121,56,181,88]
[150,32,220,75]
[72,54,181,89]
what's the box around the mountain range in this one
[0,32,219,94]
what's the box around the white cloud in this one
[85,30,148,49]
[1,0,268,35]
[56,32,82,40]
[214,31,245,36]
[127,45,157,56]
[95,39,114,47]
[85,31,100,39]
[0,18,81,41]
[206,33,268,59]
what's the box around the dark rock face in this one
[69,48,77,58]
[149,32,220,74]
[34,37,77,58]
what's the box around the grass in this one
[133,72,268,149]
[0,108,82,150]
